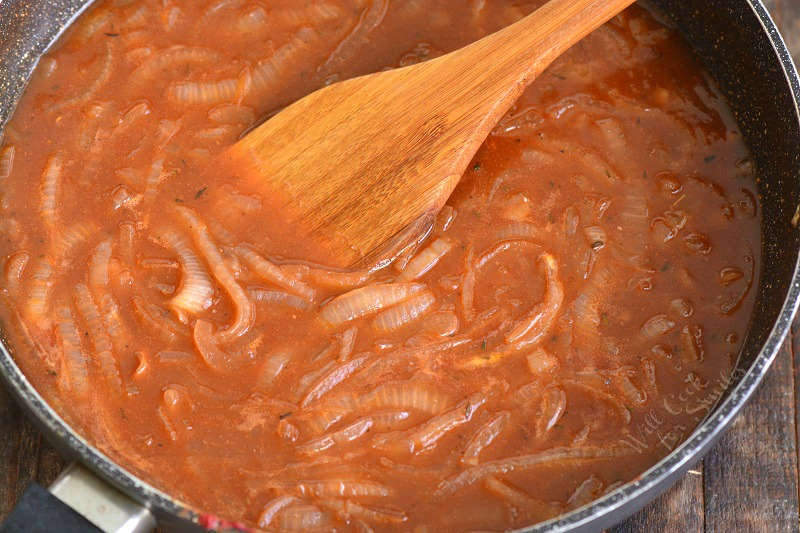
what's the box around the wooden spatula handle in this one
[437,0,638,123]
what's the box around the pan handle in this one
[0,463,155,533]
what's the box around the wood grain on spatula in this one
[226,0,636,267]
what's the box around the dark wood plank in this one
[36,441,66,487]
[764,0,800,63]
[0,386,26,522]
[703,342,799,532]
[609,463,704,533]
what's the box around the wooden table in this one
[3,2,800,532]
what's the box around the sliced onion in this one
[484,476,562,519]
[156,119,182,148]
[130,46,219,87]
[260,350,292,386]
[283,263,373,292]
[296,409,346,436]
[168,78,238,106]
[681,324,704,363]
[237,245,316,302]
[131,296,187,342]
[567,475,604,509]
[176,207,254,341]
[318,0,388,76]
[55,305,89,401]
[39,154,62,232]
[118,222,136,267]
[115,102,150,134]
[4,251,29,295]
[436,205,457,233]
[571,266,610,331]
[373,393,485,454]
[317,499,407,525]
[208,104,255,125]
[270,3,342,29]
[436,445,631,496]
[614,373,646,406]
[24,258,53,325]
[720,253,754,315]
[236,5,267,33]
[257,496,297,529]
[370,410,412,430]
[49,42,113,112]
[296,479,391,499]
[195,125,236,141]
[355,380,449,415]
[301,355,369,408]
[193,319,230,371]
[74,7,111,42]
[99,293,129,355]
[88,240,112,297]
[398,237,455,281]
[423,310,459,337]
[277,419,300,443]
[0,145,15,180]
[475,239,541,271]
[296,360,336,399]
[583,226,607,249]
[320,282,425,327]
[526,347,558,374]
[562,379,631,425]
[564,205,579,236]
[536,387,567,436]
[639,313,676,339]
[74,283,121,390]
[461,246,476,320]
[248,288,312,311]
[372,289,436,333]
[278,504,331,531]
[493,222,541,243]
[296,417,374,455]
[461,411,510,465]
[141,158,166,221]
[250,27,321,101]
[154,230,214,321]
[506,253,564,348]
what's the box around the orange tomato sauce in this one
[0,1,760,531]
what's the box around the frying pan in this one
[0,1,799,531]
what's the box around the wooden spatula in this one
[225,0,636,267]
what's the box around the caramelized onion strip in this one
[436,445,631,496]
[74,283,121,390]
[320,282,425,327]
[317,499,407,525]
[372,289,436,333]
[55,305,89,401]
[398,237,455,281]
[176,206,254,341]
[301,354,370,408]
[154,230,214,321]
[461,411,511,465]
[373,394,485,455]
[236,245,316,302]
[505,253,564,348]
[39,154,62,235]
[258,496,297,529]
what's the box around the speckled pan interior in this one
[0,1,798,531]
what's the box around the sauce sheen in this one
[0,1,760,531]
